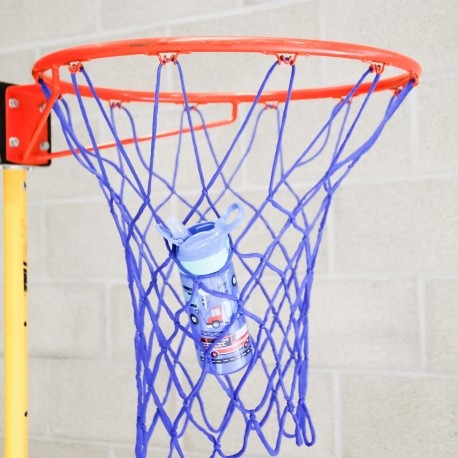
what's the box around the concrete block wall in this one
[1,0,457,457]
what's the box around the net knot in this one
[159,340,169,352]
[287,400,295,414]
[231,396,241,408]
[135,330,146,344]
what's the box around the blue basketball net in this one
[41,54,414,457]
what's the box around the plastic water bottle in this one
[157,203,253,375]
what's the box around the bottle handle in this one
[216,202,245,235]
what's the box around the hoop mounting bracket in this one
[367,61,386,74]
[158,53,179,65]
[1,82,51,166]
[276,54,298,65]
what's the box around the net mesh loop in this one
[39,54,414,457]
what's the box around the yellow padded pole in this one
[3,167,28,458]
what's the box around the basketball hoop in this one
[6,36,419,166]
[1,37,421,458]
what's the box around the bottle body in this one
[180,255,252,375]
[157,203,252,375]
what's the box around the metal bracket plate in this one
[1,82,51,166]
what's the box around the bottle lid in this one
[157,203,244,274]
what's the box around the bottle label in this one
[180,262,252,374]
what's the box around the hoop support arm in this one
[29,101,239,162]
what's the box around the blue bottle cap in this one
[157,203,244,275]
